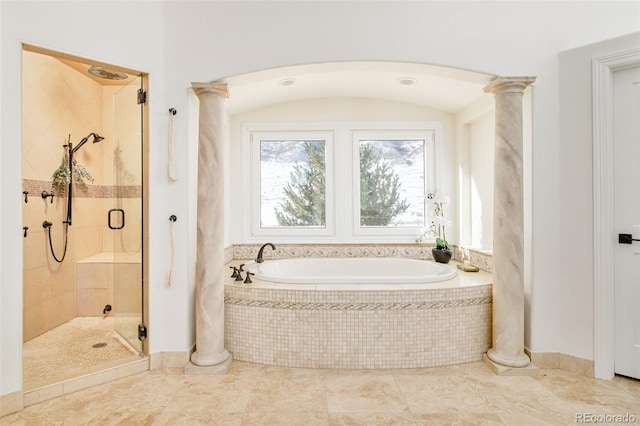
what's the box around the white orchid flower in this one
[433,193,450,204]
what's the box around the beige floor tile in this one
[495,408,578,425]
[533,369,640,414]
[3,359,639,425]
[325,374,409,413]
[155,411,243,426]
[395,374,492,414]
[329,412,417,426]
[242,410,329,425]
[247,374,327,413]
[470,374,575,417]
[413,412,505,425]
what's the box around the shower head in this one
[88,66,128,81]
[70,132,104,154]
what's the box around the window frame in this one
[245,125,336,239]
[351,128,438,238]
[242,122,442,243]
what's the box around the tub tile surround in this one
[224,259,493,369]
[233,243,493,272]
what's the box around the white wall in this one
[2,1,639,396]
[557,32,640,361]
[228,97,456,244]
[454,95,495,250]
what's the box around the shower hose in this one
[44,221,69,263]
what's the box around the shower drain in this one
[92,342,108,348]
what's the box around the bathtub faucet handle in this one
[235,268,244,282]
[244,272,254,284]
[230,266,239,278]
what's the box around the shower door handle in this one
[108,208,125,230]
[619,233,640,244]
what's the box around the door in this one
[614,65,640,379]
[111,76,144,354]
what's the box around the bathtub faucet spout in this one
[256,243,276,263]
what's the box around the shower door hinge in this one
[138,324,147,341]
[137,89,147,105]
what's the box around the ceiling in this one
[223,62,495,115]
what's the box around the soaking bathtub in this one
[246,257,457,284]
[225,257,493,369]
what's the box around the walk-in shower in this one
[43,132,104,262]
[21,45,147,396]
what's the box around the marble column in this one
[484,77,535,369]
[187,82,231,374]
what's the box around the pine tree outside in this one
[259,140,327,228]
[262,138,425,229]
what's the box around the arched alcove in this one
[187,63,536,373]
[219,61,496,250]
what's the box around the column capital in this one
[191,82,229,99]
[484,76,536,95]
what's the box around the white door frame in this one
[593,48,640,380]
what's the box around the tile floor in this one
[3,360,639,425]
[22,317,142,391]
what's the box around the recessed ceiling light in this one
[398,77,417,86]
[278,78,296,86]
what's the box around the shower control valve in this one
[41,190,54,204]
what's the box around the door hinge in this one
[137,89,147,104]
[138,324,147,341]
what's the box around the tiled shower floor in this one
[22,317,143,391]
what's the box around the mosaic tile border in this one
[22,179,141,199]
[224,296,492,311]
[232,243,493,272]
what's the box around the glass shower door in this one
[110,76,144,354]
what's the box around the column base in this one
[483,353,542,376]
[486,347,531,367]
[185,353,233,375]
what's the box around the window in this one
[260,140,326,228]
[247,129,334,238]
[243,123,440,242]
[353,130,436,237]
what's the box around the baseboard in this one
[525,349,594,377]
[150,349,194,369]
[0,390,23,417]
